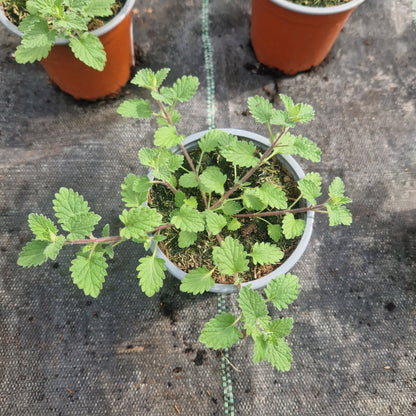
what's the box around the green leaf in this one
[53,188,101,240]
[298,172,322,205]
[270,109,291,127]
[136,255,166,296]
[18,18,57,47]
[171,204,205,233]
[151,87,176,106]
[275,133,321,162]
[178,230,197,248]
[249,242,284,265]
[139,148,182,182]
[26,0,55,14]
[212,236,249,276]
[199,130,227,153]
[200,166,227,195]
[154,68,171,87]
[204,211,227,235]
[117,99,153,118]
[102,224,110,237]
[327,204,353,226]
[132,175,152,193]
[264,273,300,310]
[260,338,293,371]
[18,239,49,267]
[221,200,242,216]
[131,68,156,89]
[174,190,186,208]
[180,267,215,295]
[53,12,88,31]
[28,213,58,241]
[121,174,149,208]
[242,188,267,211]
[289,103,315,124]
[69,32,106,71]
[222,140,260,168]
[154,125,184,148]
[15,42,53,63]
[156,109,181,126]
[259,183,288,209]
[172,75,200,102]
[279,94,295,112]
[70,250,108,298]
[179,172,198,188]
[328,177,352,205]
[82,0,114,17]
[248,95,274,124]
[282,213,305,239]
[43,235,66,261]
[267,223,282,242]
[227,217,241,231]
[119,207,162,239]
[199,312,243,349]
[238,286,270,328]
[267,318,293,339]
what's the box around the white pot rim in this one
[265,0,366,15]
[154,128,315,294]
[0,0,135,44]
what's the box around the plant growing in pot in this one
[0,0,136,100]
[250,0,367,75]
[18,68,352,371]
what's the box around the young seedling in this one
[18,68,352,371]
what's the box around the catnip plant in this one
[11,0,118,70]
[18,68,352,371]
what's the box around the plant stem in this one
[232,203,326,218]
[64,236,122,245]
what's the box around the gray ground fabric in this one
[1,0,415,415]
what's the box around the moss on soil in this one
[286,0,351,7]
[148,142,305,285]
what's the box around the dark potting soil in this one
[148,141,304,285]
[1,1,126,29]
[287,0,352,7]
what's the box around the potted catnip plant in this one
[0,0,136,100]
[18,68,352,371]
[250,0,367,75]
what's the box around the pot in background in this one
[250,0,366,75]
[0,0,136,100]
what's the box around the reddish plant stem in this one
[232,204,326,218]
[210,128,287,211]
[64,236,122,245]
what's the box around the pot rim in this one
[264,0,366,15]
[0,0,136,44]
[154,128,315,294]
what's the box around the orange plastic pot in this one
[0,0,136,100]
[250,0,366,75]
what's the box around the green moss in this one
[286,0,352,7]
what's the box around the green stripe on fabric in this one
[201,1,235,414]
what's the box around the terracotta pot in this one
[250,0,366,75]
[152,128,315,294]
[0,0,136,100]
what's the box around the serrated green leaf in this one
[119,207,162,239]
[267,223,282,242]
[69,32,106,71]
[212,236,249,276]
[282,213,305,239]
[217,133,238,149]
[28,213,58,241]
[263,338,293,372]
[156,109,181,126]
[200,166,227,195]
[117,99,153,118]
[238,286,270,328]
[248,95,274,124]
[53,12,88,31]
[249,242,284,265]
[227,217,241,231]
[105,245,114,259]
[279,94,294,111]
[327,204,353,226]
[275,133,321,162]
[18,239,49,267]
[15,42,53,63]
[43,235,65,261]
[221,200,242,216]
[178,230,197,248]
[199,130,227,153]
[199,312,243,349]
[172,75,199,102]
[180,266,215,294]
[82,0,114,17]
[171,204,205,233]
[53,188,101,240]
[328,177,352,206]
[139,148,182,182]
[204,211,227,235]
[267,318,293,339]
[121,174,149,208]
[270,109,291,127]
[102,224,110,237]
[136,254,166,296]
[18,17,57,47]
[179,172,198,188]
[70,250,108,298]
[174,190,186,208]
[289,103,315,124]
[131,68,155,89]
[259,183,288,209]
[26,0,55,14]
[222,140,259,168]
[242,188,267,211]
[151,87,176,106]
[265,273,300,310]
[154,125,184,148]
[132,175,151,193]
[154,68,170,87]
[253,335,268,363]
[298,172,322,205]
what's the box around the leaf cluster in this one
[14,0,116,70]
